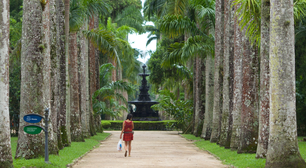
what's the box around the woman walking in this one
[120,113,134,157]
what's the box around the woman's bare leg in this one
[124,141,128,151]
[128,141,132,156]
[124,141,128,157]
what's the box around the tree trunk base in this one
[265,155,306,168]
[230,147,237,151]
[0,161,13,168]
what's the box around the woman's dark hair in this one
[127,113,133,120]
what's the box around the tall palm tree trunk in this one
[89,16,97,136]
[256,0,270,158]
[69,32,84,142]
[50,0,59,151]
[94,17,102,132]
[57,0,69,149]
[230,3,243,150]
[201,56,214,140]
[237,36,259,154]
[210,0,224,143]
[79,22,90,138]
[265,0,306,166]
[16,0,57,158]
[0,0,13,166]
[193,56,202,136]
[219,0,234,148]
[64,0,71,144]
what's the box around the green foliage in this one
[69,0,112,31]
[114,5,145,33]
[11,133,110,168]
[296,17,306,136]
[104,0,142,21]
[233,0,306,45]
[92,63,135,118]
[101,120,111,129]
[151,89,193,130]
[233,0,261,45]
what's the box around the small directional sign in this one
[24,125,44,134]
[23,114,44,123]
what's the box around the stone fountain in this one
[128,64,160,121]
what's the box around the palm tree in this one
[16,0,58,159]
[237,32,259,154]
[233,0,306,156]
[0,0,13,166]
[210,0,224,143]
[79,21,90,138]
[68,0,111,140]
[229,3,243,150]
[156,0,215,135]
[201,55,214,140]
[219,0,235,148]
[265,0,306,166]
[256,0,270,158]
[57,0,69,149]
[50,0,60,150]
[64,0,72,144]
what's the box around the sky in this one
[128,0,156,64]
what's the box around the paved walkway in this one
[73,131,228,168]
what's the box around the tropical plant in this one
[92,63,135,119]
[151,89,193,131]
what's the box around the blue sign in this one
[23,114,44,123]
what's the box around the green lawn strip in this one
[11,133,110,168]
[181,134,265,168]
[182,134,306,168]
[299,138,306,160]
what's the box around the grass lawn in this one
[11,132,110,168]
[182,134,306,168]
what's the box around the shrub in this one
[101,120,111,129]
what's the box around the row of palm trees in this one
[145,0,306,167]
[0,0,145,166]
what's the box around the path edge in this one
[178,134,233,168]
[68,133,112,168]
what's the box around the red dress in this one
[123,120,133,141]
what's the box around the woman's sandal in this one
[124,150,127,157]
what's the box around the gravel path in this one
[73,131,228,168]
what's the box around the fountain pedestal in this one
[128,64,160,121]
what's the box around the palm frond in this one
[162,42,185,67]
[182,35,215,60]
[115,5,145,33]
[70,0,85,31]
[167,0,188,16]
[82,29,120,67]
[82,0,112,18]
[159,15,206,38]
[146,36,159,46]
[144,0,168,20]
[233,0,261,45]
[294,0,306,22]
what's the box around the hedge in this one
[101,120,177,130]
